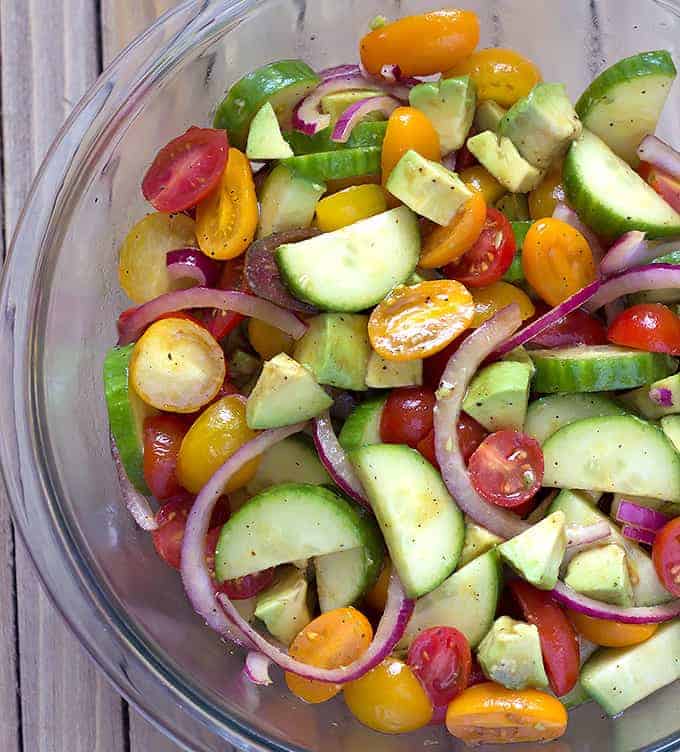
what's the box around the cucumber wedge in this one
[282,147,381,183]
[338,397,387,453]
[283,122,387,155]
[575,51,677,165]
[563,129,680,238]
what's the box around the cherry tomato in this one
[522,217,597,306]
[364,559,391,613]
[315,184,387,232]
[143,414,188,500]
[416,413,487,468]
[368,280,474,361]
[380,386,435,448]
[444,207,516,287]
[445,48,542,108]
[459,165,507,205]
[381,107,440,189]
[508,580,579,697]
[468,430,544,508]
[470,281,535,328]
[568,610,658,648]
[420,193,487,269]
[639,161,680,214]
[248,318,294,360]
[142,127,228,213]
[528,164,565,220]
[529,309,608,348]
[652,517,680,597]
[206,255,247,340]
[360,10,480,77]
[607,303,680,356]
[218,565,275,599]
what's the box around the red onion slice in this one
[600,231,649,276]
[566,521,611,548]
[552,203,605,264]
[638,135,680,180]
[317,64,362,79]
[442,151,457,171]
[622,525,657,546]
[117,288,307,345]
[615,500,672,532]
[166,248,222,287]
[582,263,680,313]
[244,652,273,686]
[331,95,400,143]
[110,434,158,531]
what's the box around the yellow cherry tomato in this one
[364,560,391,613]
[568,611,658,648]
[470,281,535,328]
[460,165,507,205]
[445,48,542,108]
[285,608,373,704]
[196,147,258,259]
[177,394,259,494]
[315,184,388,232]
[522,218,597,306]
[528,164,566,220]
[446,683,567,744]
[360,10,480,77]
[382,107,441,191]
[420,193,487,269]
[247,318,294,361]
[344,657,433,734]
[369,280,474,361]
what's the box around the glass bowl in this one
[1,1,679,750]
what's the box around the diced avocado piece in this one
[474,100,508,134]
[228,349,261,388]
[462,361,533,432]
[467,131,544,193]
[477,616,549,690]
[499,83,582,170]
[564,543,634,606]
[386,149,473,225]
[409,76,476,154]
[294,313,371,391]
[459,517,503,568]
[338,397,386,452]
[498,511,567,590]
[365,351,423,389]
[246,102,294,160]
[246,353,333,429]
[320,89,383,124]
[619,372,680,420]
[254,566,313,645]
[496,193,530,221]
[661,414,680,455]
[258,164,326,239]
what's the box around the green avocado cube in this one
[365,351,423,389]
[459,518,503,568]
[463,360,533,432]
[474,100,508,134]
[255,566,313,645]
[564,543,634,606]
[246,101,294,160]
[467,131,544,193]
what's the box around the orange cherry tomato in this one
[368,280,474,361]
[360,10,480,77]
[420,193,487,268]
[285,607,373,704]
[445,48,542,108]
[470,281,535,328]
[381,107,441,191]
[459,165,507,205]
[196,147,258,259]
[522,218,597,306]
[528,164,566,220]
[445,683,568,744]
[364,560,391,613]
[568,610,658,648]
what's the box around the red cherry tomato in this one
[206,256,248,339]
[529,310,608,349]
[142,127,229,213]
[444,207,516,288]
[417,413,488,469]
[380,386,436,448]
[468,430,544,508]
[407,626,472,708]
[607,303,680,356]
[508,580,580,697]
[203,528,276,598]
[652,517,680,597]
[639,161,680,214]
[143,414,188,500]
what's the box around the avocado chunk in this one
[474,100,508,134]
[499,83,582,170]
[365,351,423,389]
[321,89,382,124]
[661,414,680,455]
[246,102,294,160]
[459,517,503,568]
[409,76,476,153]
[467,131,544,193]
[498,511,567,590]
[477,616,549,690]
[294,313,371,391]
[462,360,533,432]
[254,566,313,645]
[619,372,680,419]
[246,352,333,429]
[386,149,473,225]
[496,193,530,221]
[564,543,634,606]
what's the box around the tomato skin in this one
[142,127,228,213]
[639,161,680,213]
[381,107,440,189]
[530,309,608,348]
[528,164,565,220]
[470,281,535,328]
[143,414,188,499]
[218,565,276,599]
[420,193,487,269]
[607,303,680,356]
[652,517,680,597]
[416,413,487,469]
[315,184,387,232]
[380,386,436,448]
[460,165,506,205]
[568,610,658,648]
[205,256,247,340]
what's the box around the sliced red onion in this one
[650,386,674,407]
[218,569,414,683]
[117,288,307,345]
[317,64,362,79]
[442,151,457,171]
[600,231,649,276]
[166,248,221,287]
[553,203,605,264]
[583,263,680,313]
[109,434,158,531]
[622,525,657,546]
[380,64,400,83]
[180,423,307,647]
[615,500,672,532]
[243,652,273,686]
[638,135,680,180]
[566,521,611,548]
[331,95,400,143]
[312,412,370,509]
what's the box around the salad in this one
[103,7,680,745]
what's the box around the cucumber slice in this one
[529,345,677,393]
[214,60,320,149]
[338,397,387,453]
[563,129,680,239]
[661,414,680,455]
[543,414,680,502]
[277,206,420,312]
[397,550,502,650]
[283,122,387,155]
[524,393,627,444]
[103,344,157,494]
[257,164,325,239]
[282,147,382,183]
[351,444,464,598]
[575,51,677,165]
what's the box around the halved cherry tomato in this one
[315,184,387,232]
[568,610,658,648]
[360,10,480,77]
[508,580,579,697]
[416,413,487,468]
[607,303,680,356]
[286,607,373,703]
[368,280,474,361]
[468,430,544,508]
[142,127,228,213]
[528,164,565,220]
[652,517,680,597]
[143,414,188,499]
[470,281,535,328]
[444,207,516,287]
[639,161,680,214]
[459,165,506,205]
[522,217,597,306]
[216,560,275,599]
[196,147,258,259]
[420,194,487,269]
[381,107,441,189]
[445,683,567,744]
[248,318,294,360]
[206,255,247,340]
[380,386,435,449]
[530,309,607,348]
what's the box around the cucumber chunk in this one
[282,147,381,183]
[245,435,330,496]
[283,122,387,155]
[338,397,386,453]
[257,164,325,239]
